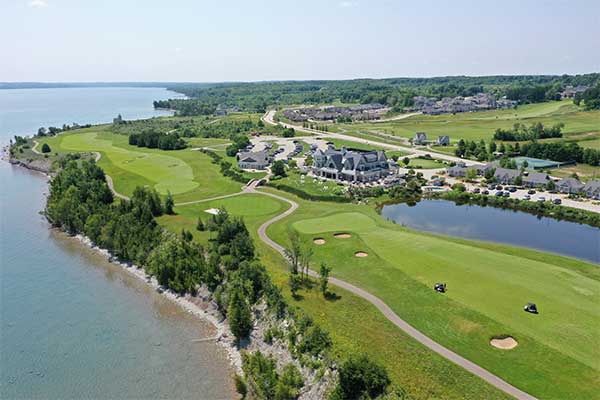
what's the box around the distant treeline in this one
[158,74,600,114]
[153,99,216,116]
[520,142,600,166]
[128,129,186,150]
[36,123,92,137]
[493,122,564,141]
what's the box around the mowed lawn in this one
[335,100,600,142]
[37,127,242,202]
[265,192,600,399]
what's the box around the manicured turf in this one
[265,191,600,399]
[406,157,446,169]
[37,127,243,202]
[335,100,600,142]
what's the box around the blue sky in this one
[2,0,599,82]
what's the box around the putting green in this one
[59,130,198,195]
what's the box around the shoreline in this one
[1,154,244,378]
[72,233,244,375]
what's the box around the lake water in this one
[0,88,235,399]
[381,199,600,264]
[0,87,184,142]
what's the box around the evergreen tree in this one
[228,289,253,342]
[165,191,175,215]
[196,216,205,231]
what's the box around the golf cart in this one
[434,283,446,293]
[524,302,538,314]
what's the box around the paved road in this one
[261,110,483,166]
[248,181,537,400]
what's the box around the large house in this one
[437,136,450,146]
[493,167,521,184]
[312,145,391,182]
[236,151,270,170]
[583,179,600,199]
[556,177,584,194]
[414,132,427,145]
[522,171,550,188]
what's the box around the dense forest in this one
[157,74,600,114]
[46,161,400,399]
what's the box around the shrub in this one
[41,143,51,153]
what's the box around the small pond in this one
[381,199,600,264]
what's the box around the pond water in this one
[381,199,600,264]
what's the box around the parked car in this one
[523,194,531,200]
[503,191,510,198]
[495,191,504,197]
[496,185,504,190]
[472,188,480,194]
[553,198,562,205]
[482,190,489,195]
[488,184,496,190]
[508,186,517,193]
[528,189,536,195]
[538,197,546,203]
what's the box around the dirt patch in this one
[490,336,518,350]
[355,251,368,258]
[334,233,351,239]
[313,238,326,245]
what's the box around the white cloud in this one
[339,1,358,7]
[174,47,183,53]
[28,0,48,8]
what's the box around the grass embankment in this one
[262,189,600,400]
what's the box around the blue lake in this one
[381,199,600,264]
[0,87,235,399]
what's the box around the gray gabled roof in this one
[557,177,584,189]
[494,167,521,179]
[583,179,600,191]
[523,171,549,184]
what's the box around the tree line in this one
[493,122,563,141]
[159,74,600,114]
[574,83,600,110]
[128,129,187,150]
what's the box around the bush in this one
[331,354,391,400]
[41,143,51,153]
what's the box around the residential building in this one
[414,132,427,145]
[236,151,270,170]
[312,145,390,182]
[437,136,450,146]
[493,167,521,184]
[583,179,600,199]
[522,171,550,188]
[556,177,584,194]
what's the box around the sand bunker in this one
[313,238,326,245]
[204,208,220,215]
[334,233,352,239]
[490,336,518,349]
[355,251,368,258]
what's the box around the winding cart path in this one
[248,181,537,400]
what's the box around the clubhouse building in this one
[311,144,392,182]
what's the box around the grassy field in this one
[406,157,447,169]
[264,190,600,399]
[37,127,243,202]
[333,100,600,143]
